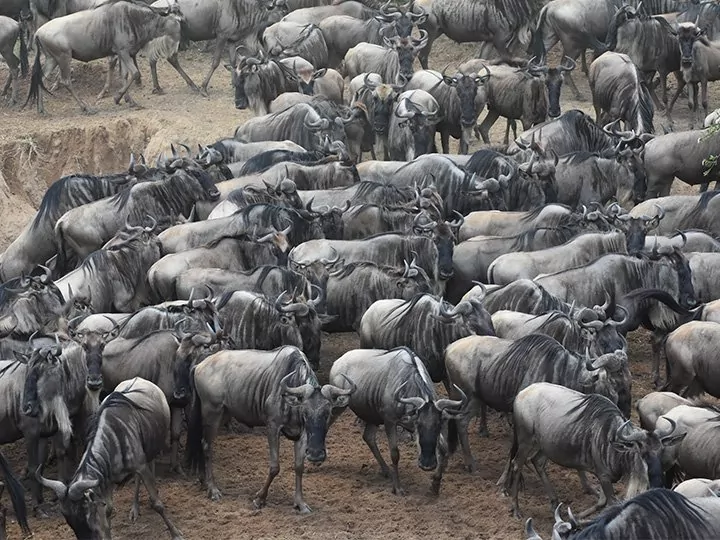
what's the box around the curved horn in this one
[54,333,61,356]
[308,283,324,309]
[393,380,426,411]
[554,504,564,525]
[319,247,340,266]
[674,229,688,249]
[470,281,487,301]
[448,210,465,229]
[654,416,678,439]
[615,419,645,442]
[38,264,52,284]
[143,215,158,233]
[280,370,313,398]
[35,468,68,500]
[435,384,467,411]
[68,478,100,501]
[321,374,356,399]
[608,305,628,327]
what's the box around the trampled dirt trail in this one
[0,37,709,540]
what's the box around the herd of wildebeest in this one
[4,0,720,538]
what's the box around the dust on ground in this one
[0,36,712,540]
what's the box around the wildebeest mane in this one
[573,489,712,540]
[562,151,602,165]
[483,281,571,315]
[30,173,136,232]
[350,181,414,206]
[332,260,405,279]
[238,150,317,175]
[677,190,720,231]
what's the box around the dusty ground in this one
[0,36,715,540]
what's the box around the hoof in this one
[294,502,312,514]
[208,488,222,501]
[188,85,200,94]
[391,486,406,496]
[129,505,139,523]
[465,462,477,473]
[152,87,166,95]
[200,88,209,98]
[511,508,523,520]
[252,497,266,510]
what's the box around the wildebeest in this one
[319,14,397,68]
[508,383,684,518]
[477,57,576,144]
[216,290,325,368]
[416,0,541,68]
[603,4,681,112]
[526,488,720,540]
[487,231,630,284]
[644,230,720,253]
[589,52,655,134]
[342,33,428,84]
[674,478,720,497]
[54,167,220,268]
[534,250,697,315]
[285,63,344,103]
[55,226,162,312]
[26,1,184,112]
[323,259,433,331]
[444,335,631,469]
[350,73,404,160]
[185,346,354,510]
[147,231,290,301]
[387,89,440,161]
[405,67,490,153]
[233,102,347,152]
[329,347,464,494]
[0,267,67,337]
[664,321,720,399]
[553,151,646,209]
[37,377,184,540]
[671,22,720,128]
[289,230,450,287]
[359,293,495,382]
[0,159,156,281]
[685,251,720,302]
[640,128,720,198]
[227,50,291,115]
[281,0,375,25]
[174,265,309,302]
[1,338,98,506]
[0,15,28,106]
[491,309,627,356]
[262,21,329,68]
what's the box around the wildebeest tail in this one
[621,288,699,320]
[184,368,205,475]
[0,451,31,536]
[18,24,29,77]
[447,418,459,454]
[661,332,672,390]
[528,6,547,59]
[24,37,50,109]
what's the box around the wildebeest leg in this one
[579,474,614,518]
[55,53,93,114]
[254,425,281,508]
[113,51,140,106]
[199,37,227,96]
[129,475,141,522]
[25,437,44,511]
[385,423,404,495]
[170,407,183,473]
[0,502,5,540]
[97,57,117,100]
[509,442,535,518]
[138,463,184,540]
[650,332,665,389]
[478,110,500,144]
[292,435,311,514]
[580,50,588,75]
[362,423,390,478]
[700,79,709,131]
[165,54,200,94]
[201,410,222,501]
[0,46,19,105]
[578,471,597,495]
[430,435,449,495]
[667,77,685,125]
[478,402,489,437]
[531,455,558,511]
[440,129,450,154]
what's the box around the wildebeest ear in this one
[12,351,29,364]
[661,432,687,447]
[282,393,302,407]
[224,64,233,72]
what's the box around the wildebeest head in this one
[172,327,221,406]
[36,472,111,540]
[376,1,427,38]
[384,32,428,82]
[414,213,464,280]
[612,203,663,254]
[543,56,575,118]
[275,290,327,369]
[0,266,64,338]
[435,291,495,336]
[394,258,434,297]
[305,200,348,240]
[303,112,347,150]
[394,97,440,158]
[580,308,628,358]
[280,369,355,463]
[649,244,697,308]
[396,381,465,470]
[677,22,705,71]
[586,349,632,417]
[443,67,490,151]
[22,335,64,419]
[517,143,559,207]
[70,324,119,392]
[227,52,283,111]
[363,74,403,134]
[294,65,327,95]
[611,417,686,495]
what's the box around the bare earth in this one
[0,37,712,540]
